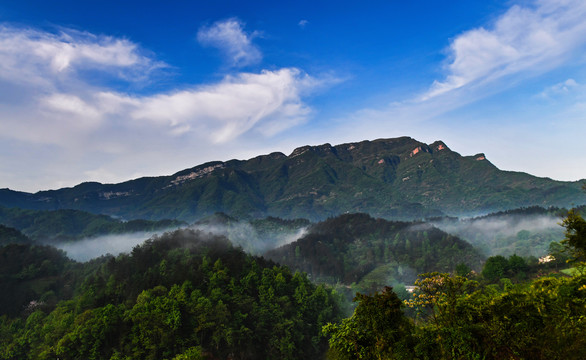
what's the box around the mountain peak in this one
[474,153,487,161]
[431,140,450,152]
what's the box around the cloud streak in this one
[423,0,586,99]
[0,25,163,88]
[130,68,316,142]
[197,18,262,67]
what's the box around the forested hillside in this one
[0,206,184,243]
[0,229,342,359]
[266,213,484,291]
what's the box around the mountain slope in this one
[0,206,184,242]
[1,137,584,221]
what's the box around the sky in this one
[1,0,585,192]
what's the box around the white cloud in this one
[298,20,309,29]
[423,0,586,99]
[197,18,262,67]
[538,78,581,98]
[0,25,164,89]
[130,68,315,142]
[0,24,323,145]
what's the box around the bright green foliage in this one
[323,287,413,359]
[324,270,586,360]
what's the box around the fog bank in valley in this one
[432,214,564,257]
[54,231,159,262]
[190,223,308,255]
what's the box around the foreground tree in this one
[561,208,586,266]
[323,287,413,360]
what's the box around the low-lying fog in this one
[432,214,564,257]
[54,231,160,262]
[54,222,308,262]
[190,223,308,255]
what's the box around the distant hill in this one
[0,224,31,245]
[1,137,584,222]
[0,206,184,243]
[431,206,569,258]
[265,213,484,290]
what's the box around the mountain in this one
[1,137,584,222]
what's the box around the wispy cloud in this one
[0,25,164,89]
[130,68,317,142]
[298,20,309,29]
[197,18,262,67]
[326,0,586,183]
[537,78,581,99]
[423,0,586,100]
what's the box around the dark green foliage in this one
[0,230,342,359]
[0,225,31,245]
[0,206,184,243]
[481,254,530,283]
[482,255,509,282]
[266,213,483,286]
[562,208,586,263]
[0,244,82,317]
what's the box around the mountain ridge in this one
[1,137,584,221]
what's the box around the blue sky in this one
[1,0,585,192]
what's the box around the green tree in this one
[482,256,508,282]
[561,208,586,265]
[323,286,413,360]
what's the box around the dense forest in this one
[2,138,584,222]
[0,229,342,359]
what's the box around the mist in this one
[54,231,159,262]
[432,214,564,257]
[190,222,308,255]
